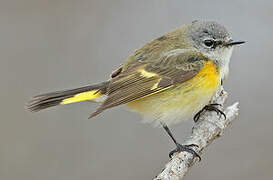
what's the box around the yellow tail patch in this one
[61,90,101,104]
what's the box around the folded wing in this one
[89,50,207,118]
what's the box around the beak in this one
[224,40,245,47]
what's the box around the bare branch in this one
[155,87,239,180]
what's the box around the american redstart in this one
[26,21,244,159]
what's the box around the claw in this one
[194,104,226,122]
[169,143,201,161]
[214,108,226,119]
[193,111,202,122]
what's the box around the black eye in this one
[204,39,214,47]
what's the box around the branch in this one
[155,87,239,180]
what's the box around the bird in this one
[26,20,245,160]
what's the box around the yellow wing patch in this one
[150,78,162,90]
[61,90,101,104]
[138,69,158,78]
[137,68,163,90]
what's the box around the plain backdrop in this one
[1,0,273,179]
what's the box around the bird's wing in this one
[89,49,208,118]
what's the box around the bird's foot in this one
[194,103,226,122]
[169,143,201,161]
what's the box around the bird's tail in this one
[26,82,109,112]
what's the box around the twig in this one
[155,87,239,180]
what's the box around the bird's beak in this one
[224,40,245,47]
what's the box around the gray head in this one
[188,21,244,60]
[186,21,244,79]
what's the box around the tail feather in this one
[26,82,108,112]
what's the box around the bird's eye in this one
[204,39,214,47]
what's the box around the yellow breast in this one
[127,60,220,126]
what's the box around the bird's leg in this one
[194,103,226,122]
[161,123,201,161]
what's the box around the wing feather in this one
[89,50,207,118]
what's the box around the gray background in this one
[1,0,273,179]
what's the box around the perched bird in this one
[26,21,244,159]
